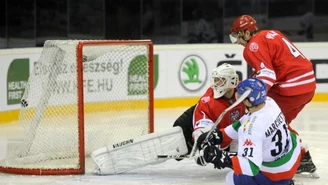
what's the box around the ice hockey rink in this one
[0,102,327,185]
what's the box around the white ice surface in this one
[0,102,327,185]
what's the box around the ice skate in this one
[296,151,319,179]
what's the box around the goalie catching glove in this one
[196,128,223,150]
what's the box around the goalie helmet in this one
[210,63,239,99]
[236,78,267,106]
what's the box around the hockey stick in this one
[157,151,237,159]
[189,89,252,158]
[157,154,190,159]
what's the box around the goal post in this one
[0,40,154,175]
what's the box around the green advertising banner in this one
[128,54,158,95]
[128,55,149,95]
[153,54,158,89]
[7,59,30,105]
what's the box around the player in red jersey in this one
[229,15,317,178]
[173,63,245,158]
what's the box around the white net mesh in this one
[0,40,152,172]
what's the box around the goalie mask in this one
[210,63,239,99]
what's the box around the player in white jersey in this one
[196,78,301,185]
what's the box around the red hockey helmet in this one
[230,15,258,43]
[231,15,258,33]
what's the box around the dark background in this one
[0,0,327,48]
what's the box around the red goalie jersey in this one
[243,30,316,96]
[192,87,245,132]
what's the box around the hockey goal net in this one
[0,40,154,175]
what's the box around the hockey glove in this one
[195,149,207,166]
[196,128,223,150]
[203,145,232,169]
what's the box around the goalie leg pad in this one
[91,126,188,175]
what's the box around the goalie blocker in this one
[91,126,188,175]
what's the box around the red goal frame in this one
[0,40,154,175]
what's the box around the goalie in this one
[90,63,245,174]
[173,63,245,163]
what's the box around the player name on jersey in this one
[265,112,285,138]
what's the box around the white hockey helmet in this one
[210,63,239,99]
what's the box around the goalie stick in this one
[189,89,252,158]
[157,154,190,159]
[157,151,237,159]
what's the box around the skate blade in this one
[295,171,320,179]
